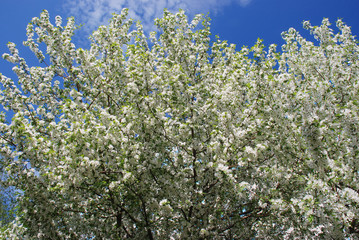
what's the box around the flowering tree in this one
[0,8,358,239]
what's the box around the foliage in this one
[0,161,17,234]
[0,184,16,230]
[0,8,358,239]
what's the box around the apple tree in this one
[0,8,358,239]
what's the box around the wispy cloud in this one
[238,0,252,7]
[63,0,253,34]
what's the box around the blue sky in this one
[0,0,359,82]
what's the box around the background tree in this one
[0,8,358,239]
[0,183,16,230]
[0,156,17,234]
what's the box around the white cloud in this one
[63,0,253,34]
[238,0,252,7]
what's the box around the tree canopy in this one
[0,8,358,239]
